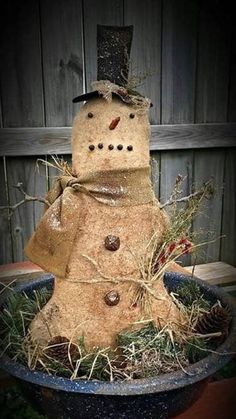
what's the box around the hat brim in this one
[72,91,153,107]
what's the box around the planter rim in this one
[1,272,236,396]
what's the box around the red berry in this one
[168,242,176,253]
[179,238,188,245]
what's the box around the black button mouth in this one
[88,143,134,151]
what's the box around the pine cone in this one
[195,305,232,337]
[45,336,79,368]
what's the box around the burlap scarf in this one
[25,167,155,277]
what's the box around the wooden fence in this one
[0,0,235,267]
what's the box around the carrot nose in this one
[109,117,120,130]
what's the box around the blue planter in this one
[1,273,236,419]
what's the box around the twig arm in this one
[0,182,50,216]
[160,180,213,209]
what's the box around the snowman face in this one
[72,97,150,175]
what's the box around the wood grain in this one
[221,148,236,266]
[0,0,44,127]
[0,123,235,156]
[0,158,13,263]
[40,0,83,126]
[161,0,198,123]
[185,262,236,286]
[195,1,231,122]
[150,152,161,199]
[228,12,236,122]
[159,150,193,266]
[124,0,162,124]
[192,149,225,264]
[6,157,47,262]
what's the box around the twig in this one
[0,182,50,216]
[160,181,213,209]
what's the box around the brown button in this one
[104,290,120,306]
[105,235,120,251]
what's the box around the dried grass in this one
[0,280,226,382]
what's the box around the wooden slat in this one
[192,149,225,264]
[40,0,83,126]
[124,0,161,124]
[227,8,236,122]
[6,157,47,262]
[0,158,13,263]
[193,2,232,266]
[159,150,193,266]
[0,0,44,127]
[161,0,198,124]
[150,152,161,199]
[195,1,231,122]
[83,0,123,91]
[159,150,193,204]
[221,148,236,266]
[185,262,236,286]
[0,123,235,156]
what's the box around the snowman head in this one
[72,97,151,176]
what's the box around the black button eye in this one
[88,112,93,118]
[129,113,135,119]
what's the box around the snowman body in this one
[29,98,182,349]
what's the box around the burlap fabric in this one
[25,167,155,277]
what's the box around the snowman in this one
[25,25,183,350]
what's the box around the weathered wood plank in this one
[124,0,161,124]
[0,158,13,264]
[221,148,236,266]
[150,152,161,199]
[150,124,236,150]
[161,0,198,123]
[159,151,193,204]
[192,149,225,264]
[83,0,123,91]
[0,0,44,127]
[6,157,47,262]
[228,14,236,122]
[0,123,235,156]
[185,262,236,286]
[159,150,193,266]
[195,1,231,122]
[40,0,83,126]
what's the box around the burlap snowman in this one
[25,26,185,350]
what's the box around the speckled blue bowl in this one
[1,273,236,419]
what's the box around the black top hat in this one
[72,25,150,106]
